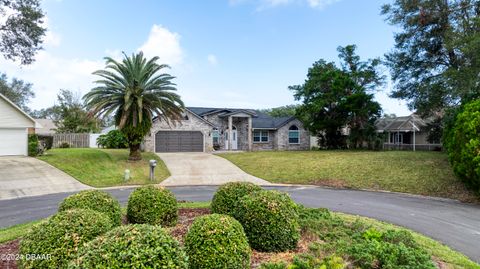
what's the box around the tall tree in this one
[382,0,480,115]
[84,52,184,161]
[0,0,46,65]
[260,104,299,117]
[0,72,34,112]
[53,89,100,133]
[290,45,383,149]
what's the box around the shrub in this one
[347,228,435,269]
[59,190,122,226]
[185,214,251,269]
[127,186,178,226]
[211,181,262,216]
[28,134,39,156]
[68,224,187,268]
[235,190,300,252]
[96,130,128,148]
[58,141,71,148]
[19,209,113,269]
[444,99,480,191]
[37,135,53,150]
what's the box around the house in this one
[376,113,441,151]
[144,107,310,152]
[0,93,41,156]
[33,118,56,135]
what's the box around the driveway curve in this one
[157,153,270,186]
[0,156,89,200]
[0,186,479,262]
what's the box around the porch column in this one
[228,115,233,151]
[248,116,252,151]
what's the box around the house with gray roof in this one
[376,113,441,151]
[145,107,310,152]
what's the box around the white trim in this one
[253,130,269,143]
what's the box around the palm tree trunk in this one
[128,144,142,161]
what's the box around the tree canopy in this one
[290,45,383,149]
[0,72,34,113]
[260,105,299,117]
[0,0,46,65]
[84,52,184,161]
[382,0,480,115]
[52,89,100,133]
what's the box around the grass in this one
[38,148,170,187]
[0,220,44,244]
[218,150,478,202]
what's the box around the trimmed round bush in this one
[444,100,480,191]
[211,182,262,215]
[127,185,178,226]
[235,190,300,252]
[19,209,113,269]
[185,214,251,269]
[59,190,122,226]
[68,224,188,269]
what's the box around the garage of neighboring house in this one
[0,93,40,156]
[155,131,204,152]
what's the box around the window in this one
[253,130,269,142]
[212,129,220,144]
[288,125,299,144]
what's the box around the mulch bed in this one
[0,208,314,269]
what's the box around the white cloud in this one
[229,0,341,9]
[0,24,186,110]
[207,54,218,66]
[306,0,340,8]
[138,24,184,67]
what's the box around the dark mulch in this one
[0,239,20,269]
[0,208,314,269]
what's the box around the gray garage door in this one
[155,131,204,152]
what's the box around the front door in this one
[225,127,238,150]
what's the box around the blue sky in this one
[1,0,411,115]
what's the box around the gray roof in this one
[187,107,296,129]
[376,114,429,132]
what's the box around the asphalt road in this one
[1,185,480,262]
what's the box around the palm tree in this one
[84,52,184,161]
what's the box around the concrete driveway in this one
[157,152,270,186]
[0,156,90,200]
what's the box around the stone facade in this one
[276,119,310,150]
[146,108,310,152]
[144,110,214,152]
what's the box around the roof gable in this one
[0,93,39,128]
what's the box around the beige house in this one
[0,93,41,156]
[376,114,441,151]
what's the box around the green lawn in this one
[38,148,170,187]
[218,151,478,202]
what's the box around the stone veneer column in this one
[247,116,252,151]
[228,115,233,150]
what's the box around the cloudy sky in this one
[1,0,411,115]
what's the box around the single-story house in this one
[0,93,41,156]
[376,113,441,151]
[144,107,310,152]
[33,118,56,135]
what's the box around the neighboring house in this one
[101,125,116,134]
[145,107,310,152]
[33,118,56,135]
[0,93,41,156]
[376,113,441,151]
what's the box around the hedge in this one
[59,190,122,226]
[19,209,113,269]
[68,224,188,268]
[127,186,178,226]
[211,182,262,216]
[185,214,251,269]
